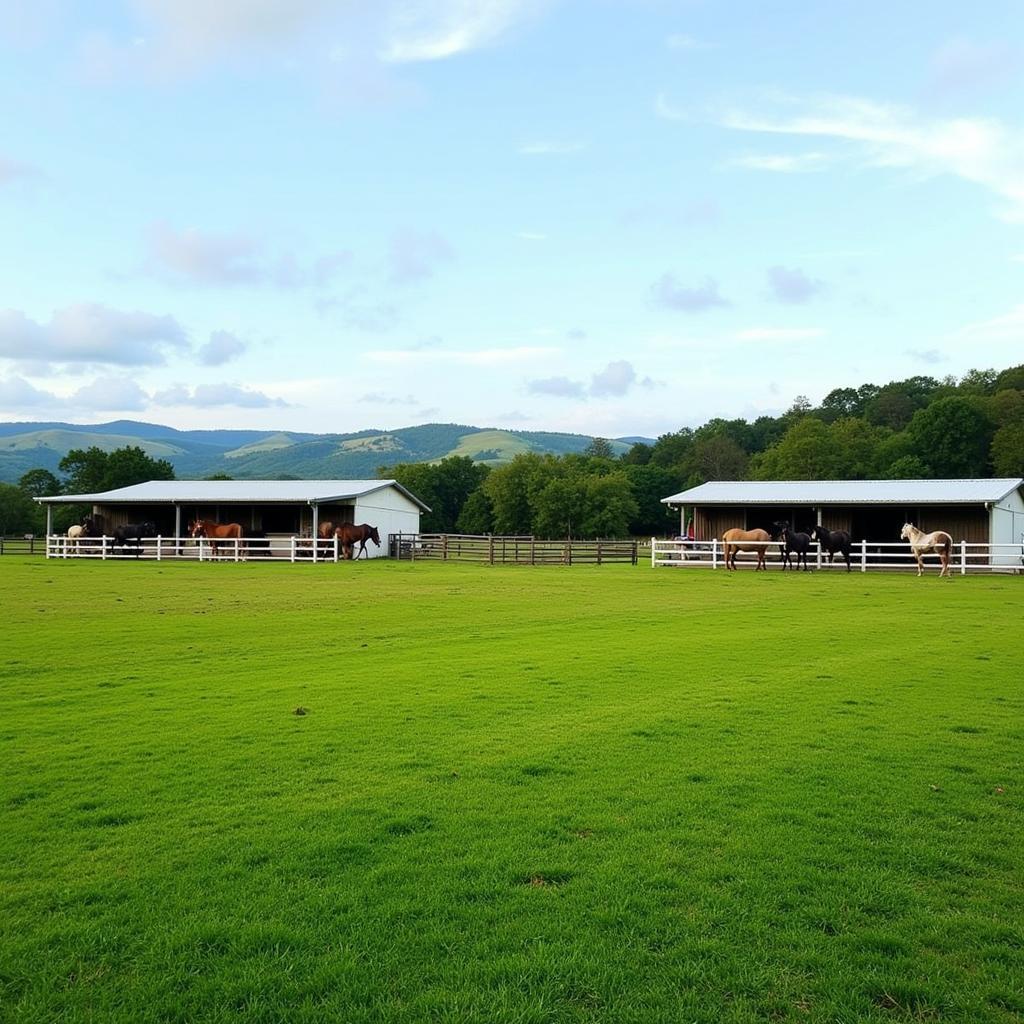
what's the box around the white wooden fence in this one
[46,534,346,563]
[651,538,1024,574]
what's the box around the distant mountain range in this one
[0,420,653,484]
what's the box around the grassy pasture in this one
[1,558,1022,1024]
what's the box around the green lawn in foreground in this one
[1,558,1022,1024]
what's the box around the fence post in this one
[488,535,494,565]
[157,536,162,561]
[860,540,867,573]
[597,540,602,566]
[712,538,718,569]
[960,540,967,576]
[102,535,108,560]
[443,534,448,561]
[290,536,296,564]
[632,541,638,566]
[334,534,339,562]
[312,534,317,564]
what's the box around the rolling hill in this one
[0,420,650,484]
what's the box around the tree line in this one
[2,363,1021,539]
[380,363,1024,539]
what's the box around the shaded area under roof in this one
[35,479,432,512]
[662,479,1023,506]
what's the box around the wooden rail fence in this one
[389,533,638,565]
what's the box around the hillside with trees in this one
[3,364,1022,540]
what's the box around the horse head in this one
[189,520,207,538]
[900,523,915,541]
[368,526,381,547]
[771,521,788,541]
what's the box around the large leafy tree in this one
[990,424,1024,477]
[59,446,175,494]
[18,469,62,498]
[906,397,995,477]
[381,456,489,533]
[0,483,41,536]
[752,418,838,480]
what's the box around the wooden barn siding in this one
[918,507,988,543]
[821,508,853,532]
[698,507,746,540]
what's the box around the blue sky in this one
[2,1,1023,437]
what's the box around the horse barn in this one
[36,479,429,558]
[661,478,1024,554]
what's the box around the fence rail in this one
[44,534,350,563]
[0,536,44,556]
[651,538,1024,575]
[389,533,638,565]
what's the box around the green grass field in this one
[2,559,1022,1023]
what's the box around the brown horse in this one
[335,523,381,560]
[722,527,773,570]
[901,523,953,578]
[190,519,243,559]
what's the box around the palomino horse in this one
[809,524,852,571]
[335,523,380,560]
[722,527,772,570]
[67,518,92,551]
[190,519,243,559]
[901,523,953,577]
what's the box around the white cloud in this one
[379,0,543,63]
[197,330,248,366]
[527,360,656,401]
[527,375,586,399]
[651,274,731,313]
[0,304,186,365]
[153,383,289,408]
[71,375,150,411]
[0,376,56,409]
[720,93,1024,222]
[145,223,350,288]
[766,265,825,304]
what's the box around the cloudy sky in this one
[2,1,1023,437]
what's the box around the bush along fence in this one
[651,538,1024,575]
[389,533,638,565]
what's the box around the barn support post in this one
[312,504,319,561]
[174,505,181,554]
[860,540,867,573]
[960,540,967,576]
[45,505,52,558]
[816,508,823,569]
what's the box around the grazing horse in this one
[113,521,157,557]
[189,519,243,559]
[775,523,813,571]
[901,523,953,578]
[809,524,853,571]
[335,523,381,560]
[67,518,92,550]
[722,527,772,570]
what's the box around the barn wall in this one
[698,507,746,540]
[353,488,422,557]
[989,488,1024,565]
[820,507,853,532]
[918,506,988,543]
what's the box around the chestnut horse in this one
[335,523,380,560]
[190,519,243,559]
[901,523,953,578]
[722,527,772,570]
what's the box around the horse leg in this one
[916,551,924,576]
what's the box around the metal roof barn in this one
[661,478,1024,562]
[36,479,430,558]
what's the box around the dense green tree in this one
[690,435,748,482]
[0,483,40,536]
[906,397,995,477]
[819,386,863,422]
[830,418,887,479]
[994,365,1024,393]
[752,418,837,479]
[649,428,694,470]
[18,468,61,498]
[989,389,1024,427]
[533,477,585,538]
[620,442,652,465]
[579,473,638,538]
[583,437,615,459]
[59,446,175,494]
[990,424,1024,477]
[958,367,998,395]
[884,454,931,479]
[483,454,560,534]
[455,489,494,534]
[624,464,679,536]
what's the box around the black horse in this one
[774,522,813,571]
[112,521,156,557]
[810,524,852,571]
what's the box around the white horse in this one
[900,523,953,578]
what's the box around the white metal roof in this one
[662,478,1023,506]
[36,479,431,511]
